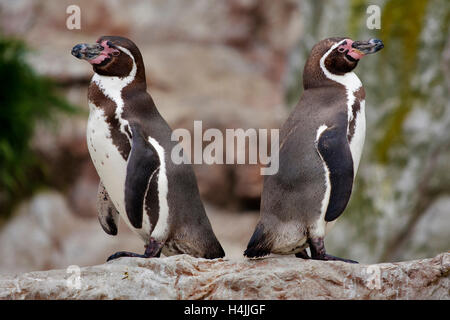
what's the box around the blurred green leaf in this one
[0,36,77,217]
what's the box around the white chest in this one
[87,103,151,240]
[87,104,126,211]
[348,100,366,175]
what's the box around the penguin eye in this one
[338,47,345,53]
[112,51,120,57]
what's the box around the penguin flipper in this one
[316,123,354,222]
[97,181,120,235]
[125,124,160,229]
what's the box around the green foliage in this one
[0,37,76,217]
[349,0,368,38]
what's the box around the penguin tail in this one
[202,231,226,259]
[244,223,273,258]
[204,243,225,259]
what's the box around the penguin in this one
[244,37,384,263]
[71,36,225,261]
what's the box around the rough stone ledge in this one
[0,252,448,300]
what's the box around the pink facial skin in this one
[337,39,365,60]
[88,40,120,65]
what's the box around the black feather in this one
[125,124,160,229]
[244,223,272,258]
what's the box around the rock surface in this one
[0,191,259,274]
[1,253,448,300]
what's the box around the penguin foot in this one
[295,249,310,259]
[107,238,163,262]
[315,254,358,264]
[107,251,153,261]
[308,238,358,264]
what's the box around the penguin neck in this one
[92,46,141,98]
[319,52,362,93]
[319,51,363,119]
[303,65,361,92]
[90,45,151,108]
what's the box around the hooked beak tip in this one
[369,38,384,51]
[71,44,83,59]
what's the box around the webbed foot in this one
[308,238,358,264]
[107,238,163,261]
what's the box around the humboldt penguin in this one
[244,37,384,263]
[71,36,225,260]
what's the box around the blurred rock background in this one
[0,0,448,274]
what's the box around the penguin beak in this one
[351,38,384,55]
[71,41,120,65]
[71,43,104,61]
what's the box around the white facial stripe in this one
[147,137,169,242]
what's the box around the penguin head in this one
[72,36,146,81]
[325,38,384,73]
[303,37,383,88]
